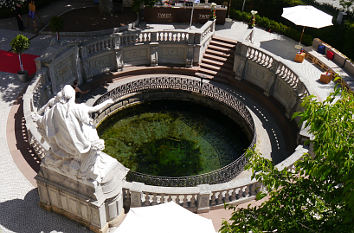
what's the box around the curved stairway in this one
[195,35,237,83]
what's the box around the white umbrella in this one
[113,202,216,233]
[281,5,333,46]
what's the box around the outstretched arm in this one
[87,99,114,113]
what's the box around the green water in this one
[97,100,249,177]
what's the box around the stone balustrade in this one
[23,70,51,159]
[23,25,311,214]
[121,145,307,213]
[234,42,309,118]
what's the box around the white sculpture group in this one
[33,85,114,184]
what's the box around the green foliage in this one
[221,86,354,233]
[49,16,64,32]
[339,0,354,12]
[10,34,30,54]
[0,0,60,19]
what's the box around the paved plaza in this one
[0,1,342,232]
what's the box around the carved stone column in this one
[197,184,211,213]
[150,42,159,66]
[129,182,144,208]
[116,49,124,71]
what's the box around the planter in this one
[320,73,332,84]
[17,70,28,82]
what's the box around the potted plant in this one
[210,2,217,20]
[10,34,30,82]
[49,16,64,41]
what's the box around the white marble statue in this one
[33,85,114,183]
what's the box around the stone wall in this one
[39,20,215,92]
[233,43,309,118]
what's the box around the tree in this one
[221,84,354,233]
[10,34,30,72]
[0,0,24,9]
[49,16,64,41]
[340,0,353,12]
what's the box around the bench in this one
[303,38,354,91]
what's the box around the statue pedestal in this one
[36,153,128,233]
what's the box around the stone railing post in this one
[186,45,194,67]
[116,50,123,71]
[197,184,211,213]
[130,182,144,207]
[151,31,157,43]
[264,60,279,96]
[194,32,201,44]
[150,42,159,66]
[233,43,248,80]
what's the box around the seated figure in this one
[34,85,114,183]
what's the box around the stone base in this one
[36,156,129,233]
[39,201,109,233]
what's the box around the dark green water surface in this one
[97,100,249,177]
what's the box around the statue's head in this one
[61,85,76,103]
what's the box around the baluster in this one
[183,195,188,208]
[175,195,180,205]
[243,186,249,197]
[167,195,172,202]
[152,194,158,205]
[249,183,255,196]
[144,193,150,206]
[159,194,165,204]
[225,190,230,202]
[190,195,196,208]
[235,188,240,200]
[217,191,223,205]
[211,193,216,206]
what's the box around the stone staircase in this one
[195,35,237,83]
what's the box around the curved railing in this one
[244,45,309,97]
[94,76,256,187]
[22,27,312,212]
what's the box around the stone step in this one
[208,44,231,53]
[200,62,234,73]
[198,67,218,76]
[210,40,236,49]
[201,58,233,69]
[212,35,238,46]
[196,71,233,84]
[203,53,229,63]
[195,72,214,80]
[205,49,231,58]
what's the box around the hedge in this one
[229,9,313,46]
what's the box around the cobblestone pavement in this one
[0,1,344,232]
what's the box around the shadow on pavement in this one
[0,189,91,233]
[260,38,298,61]
[0,73,26,104]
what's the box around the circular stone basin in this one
[98,100,250,177]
